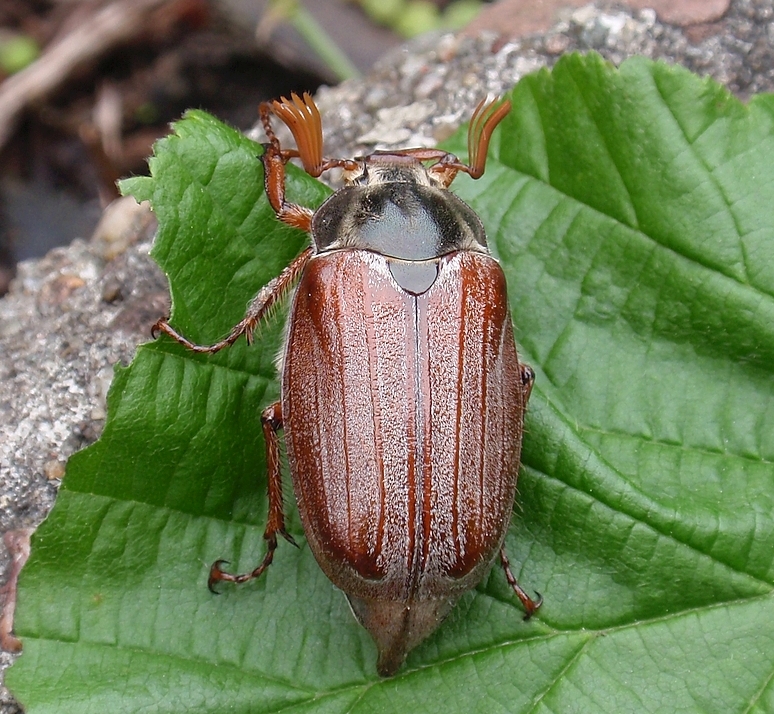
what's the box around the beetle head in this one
[341,154,449,191]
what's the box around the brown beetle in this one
[153,92,540,676]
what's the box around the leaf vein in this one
[525,636,594,713]
[577,423,774,467]
[527,390,773,590]
[651,75,752,288]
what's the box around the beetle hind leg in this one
[499,547,542,620]
[208,402,295,592]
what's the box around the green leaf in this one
[8,54,774,713]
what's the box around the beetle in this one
[153,92,541,676]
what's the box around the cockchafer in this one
[153,92,541,676]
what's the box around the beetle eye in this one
[353,164,369,185]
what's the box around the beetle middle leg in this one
[152,246,313,353]
[208,401,296,592]
[153,94,358,354]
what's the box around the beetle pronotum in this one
[153,92,540,676]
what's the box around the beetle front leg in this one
[499,547,542,619]
[209,401,296,592]
[261,142,315,232]
[260,94,358,230]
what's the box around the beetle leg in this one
[209,402,295,592]
[261,139,315,231]
[261,401,296,547]
[499,547,542,620]
[152,247,313,353]
[261,92,360,209]
[260,137,357,230]
[258,93,319,231]
[520,363,535,403]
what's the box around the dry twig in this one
[0,0,172,151]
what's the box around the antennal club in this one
[425,95,511,186]
[466,96,511,179]
[271,92,326,176]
